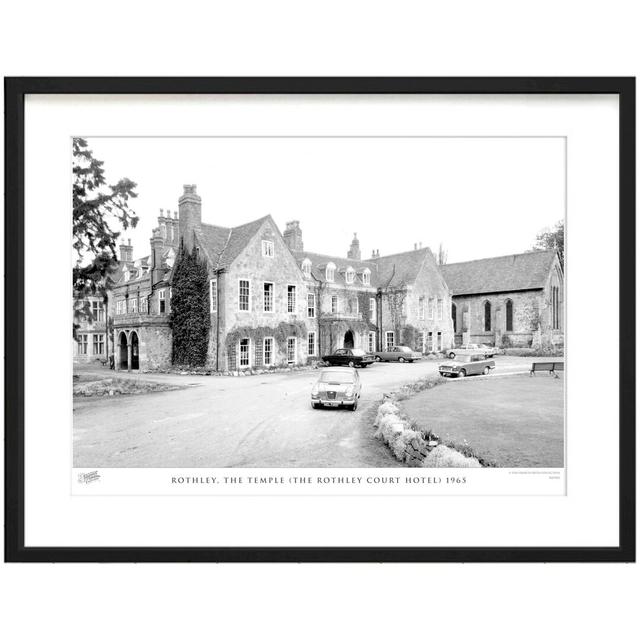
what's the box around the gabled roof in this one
[294,251,377,286]
[294,247,433,289]
[200,216,271,269]
[441,250,558,296]
[371,248,432,288]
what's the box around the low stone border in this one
[373,377,483,468]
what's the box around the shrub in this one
[422,445,482,468]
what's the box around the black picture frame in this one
[4,77,635,563]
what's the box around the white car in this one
[446,343,496,359]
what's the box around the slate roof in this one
[293,251,377,287]
[371,248,433,288]
[200,216,271,269]
[441,250,558,296]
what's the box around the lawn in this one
[400,373,564,467]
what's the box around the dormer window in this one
[302,258,312,278]
[362,268,371,285]
[326,262,336,282]
[345,266,355,284]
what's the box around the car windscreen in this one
[320,372,355,383]
[398,346,412,352]
[456,355,472,362]
[350,349,366,356]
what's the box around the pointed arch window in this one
[301,258,312,278]
[483,300,492,332]
[505,299,513,332]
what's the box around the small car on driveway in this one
[439,354,495,378]
[311,367,362,410]
[372,345,422,363]
[446,343,496,359]
[322,348,374,368]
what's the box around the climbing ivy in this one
[401,324,422,350]
[225,320,308,355]
[170,244,210,367]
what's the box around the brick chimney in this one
[150,228,164,286]
[158,208,179,247]
[178,184,202,251]
[347,233,361,260]
[283,220,303,252]
[119,238,133,262]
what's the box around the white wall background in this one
[1,2,638,640]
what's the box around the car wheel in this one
[439,372,446,377]
[449,352,456,359]
[350,401,358,411]
[312,403,319,409]
[375,356,382,362]
[361,364,368,368]
[398,357,406,363]
[458,369,466,378]
[348,361,355,367]
[483,366,490,375]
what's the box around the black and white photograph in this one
[6,77,632,563]
[72,135,565,472]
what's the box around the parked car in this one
[439,354,495,378]
[371,345,422,363]
[322,348,374,368]
[311,367,362,410]
[446,343,495,359]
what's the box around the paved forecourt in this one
[73,357,540,468]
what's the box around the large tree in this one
[170,244,210,367]
[532,220,564,264]
[73,137,138,328]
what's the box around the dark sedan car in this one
[322,348,374,368]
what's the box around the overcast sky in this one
[83,136,565,264]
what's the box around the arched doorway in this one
[130,331,139,370]
[344,330,354,349]
[451,302,457,333]
[118,332,128,369]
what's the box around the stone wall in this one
[140,325,172,369]
[380,256,455,353]
[452,289,550,348]
[220,218,317,369]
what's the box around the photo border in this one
[4,77,635,562]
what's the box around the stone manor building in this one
[107,184,458,371]
[74,184,563,370]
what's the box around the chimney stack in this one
[150,228,164,286]
[283,220,303,252]
[178,184,202,251]
[119,238,133,262]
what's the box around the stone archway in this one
[344,329,354,349]
[118,332,128,370]
[130,331,139,370]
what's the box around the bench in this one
[530,361,564,378]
